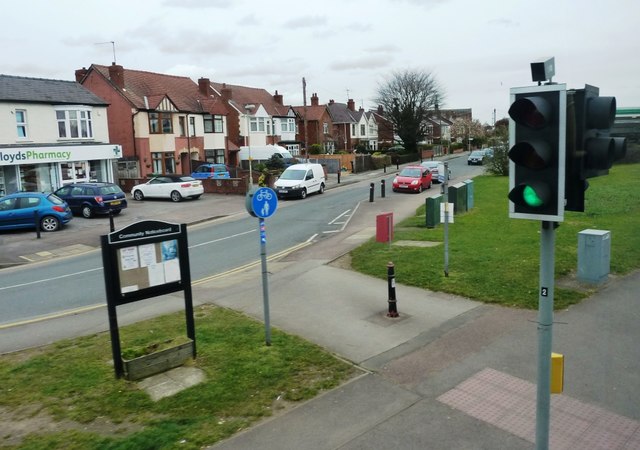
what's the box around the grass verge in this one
[0,305,358,449]
[351,162,640,310]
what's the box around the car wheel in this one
[133,190,144,201]
[318,183,325,194]
[300,188,307,199]
[418,185,423,193]
[427,180,432,189]
[81,205,93,218]
[191,195,201,200]
[112,210,122,215]
[170,190,182,202]
[40,216,60,232]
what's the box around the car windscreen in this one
[399,168,421,178]
[470,151,484,157]
[47,194,65,205]
[279,169,306,181]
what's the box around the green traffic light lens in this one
[523,185,543,207]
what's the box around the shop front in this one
[0,144,123,196]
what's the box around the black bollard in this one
[109,210,115,232]
[351,161,355,173]
[369,182,374,202]
[387,261,399,317]
[381,179,386,198]
[337,171,341,184]
[384,164,387,173]
[34,210,41,239]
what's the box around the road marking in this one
[189,229,255,248]
[0,267,102,291]
[323,202,360,234]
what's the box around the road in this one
[0,156,480,331]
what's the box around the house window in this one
[56,108,93,139]
[214,115,223,133]
[189,116,196,136]
[151,152,175,174]
[204,115,213,133]
[149,112,173,134]
[360,124,366,136]
[351,124,356,136]
[178,116,186,136]
[250,117,266,132]
[205,149,225,164]
[281,118,295,133]
[16,109,28,138]
[323,122,329,135]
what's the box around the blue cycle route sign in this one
[251,187,278,219]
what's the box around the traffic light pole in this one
[536,220,556,450]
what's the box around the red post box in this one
[376,212,394,243]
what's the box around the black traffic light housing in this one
[508,84,566,222]
[565,85,627,212]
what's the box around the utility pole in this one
[302,77,308,161]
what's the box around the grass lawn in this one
[0,305,358,449]
[351,162,640,310]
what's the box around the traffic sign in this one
[251,187,278,219]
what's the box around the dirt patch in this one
[0,405,143,447]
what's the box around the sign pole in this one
[259,218,272,346]
[536,221,555,449]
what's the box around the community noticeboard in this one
[101,220,190,303]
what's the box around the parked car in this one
[131,175,204,202]
[191,163,230,179]
[468,150,487,165]
[0,191,72,232]
[392,165,433,193]
[420,161,451,183]
[54,182,127,218]
[273,163,326,199]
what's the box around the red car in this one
[392,165,433,193]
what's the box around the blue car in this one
[0,192,73,232]
[191,163,230,179]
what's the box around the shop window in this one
[16,109,28,139]
[56,108,93,139]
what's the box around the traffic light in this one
[508,84,566,221]
[565,85,627,212]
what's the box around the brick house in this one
[75,64,229,178]
[209,82,299,160]
[293,93,334,153]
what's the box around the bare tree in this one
[374,69,444,153]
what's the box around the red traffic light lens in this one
[508,96,552,129]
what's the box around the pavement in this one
[2,156,639,449]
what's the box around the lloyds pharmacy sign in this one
[0,144,122,166]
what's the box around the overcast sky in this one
[3,0,638,125]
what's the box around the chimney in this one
[108,63,125,89]
[311,92,319,106]
[198,78,210,96]
[221,83,232,102]
[329,99,335,105]
[347,98,355,111]
[273,90,283,105]
[75,67,88,83]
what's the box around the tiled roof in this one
[292,105,327,122]
[91,65,227,114]
[327,102,357,124]
[210,82,290,116]
[0,74,107,105]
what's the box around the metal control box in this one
[577,229,611,284]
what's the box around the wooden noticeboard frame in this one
[100,220,196,379]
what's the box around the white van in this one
[274,163,326,199]
[238,145,294,168]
